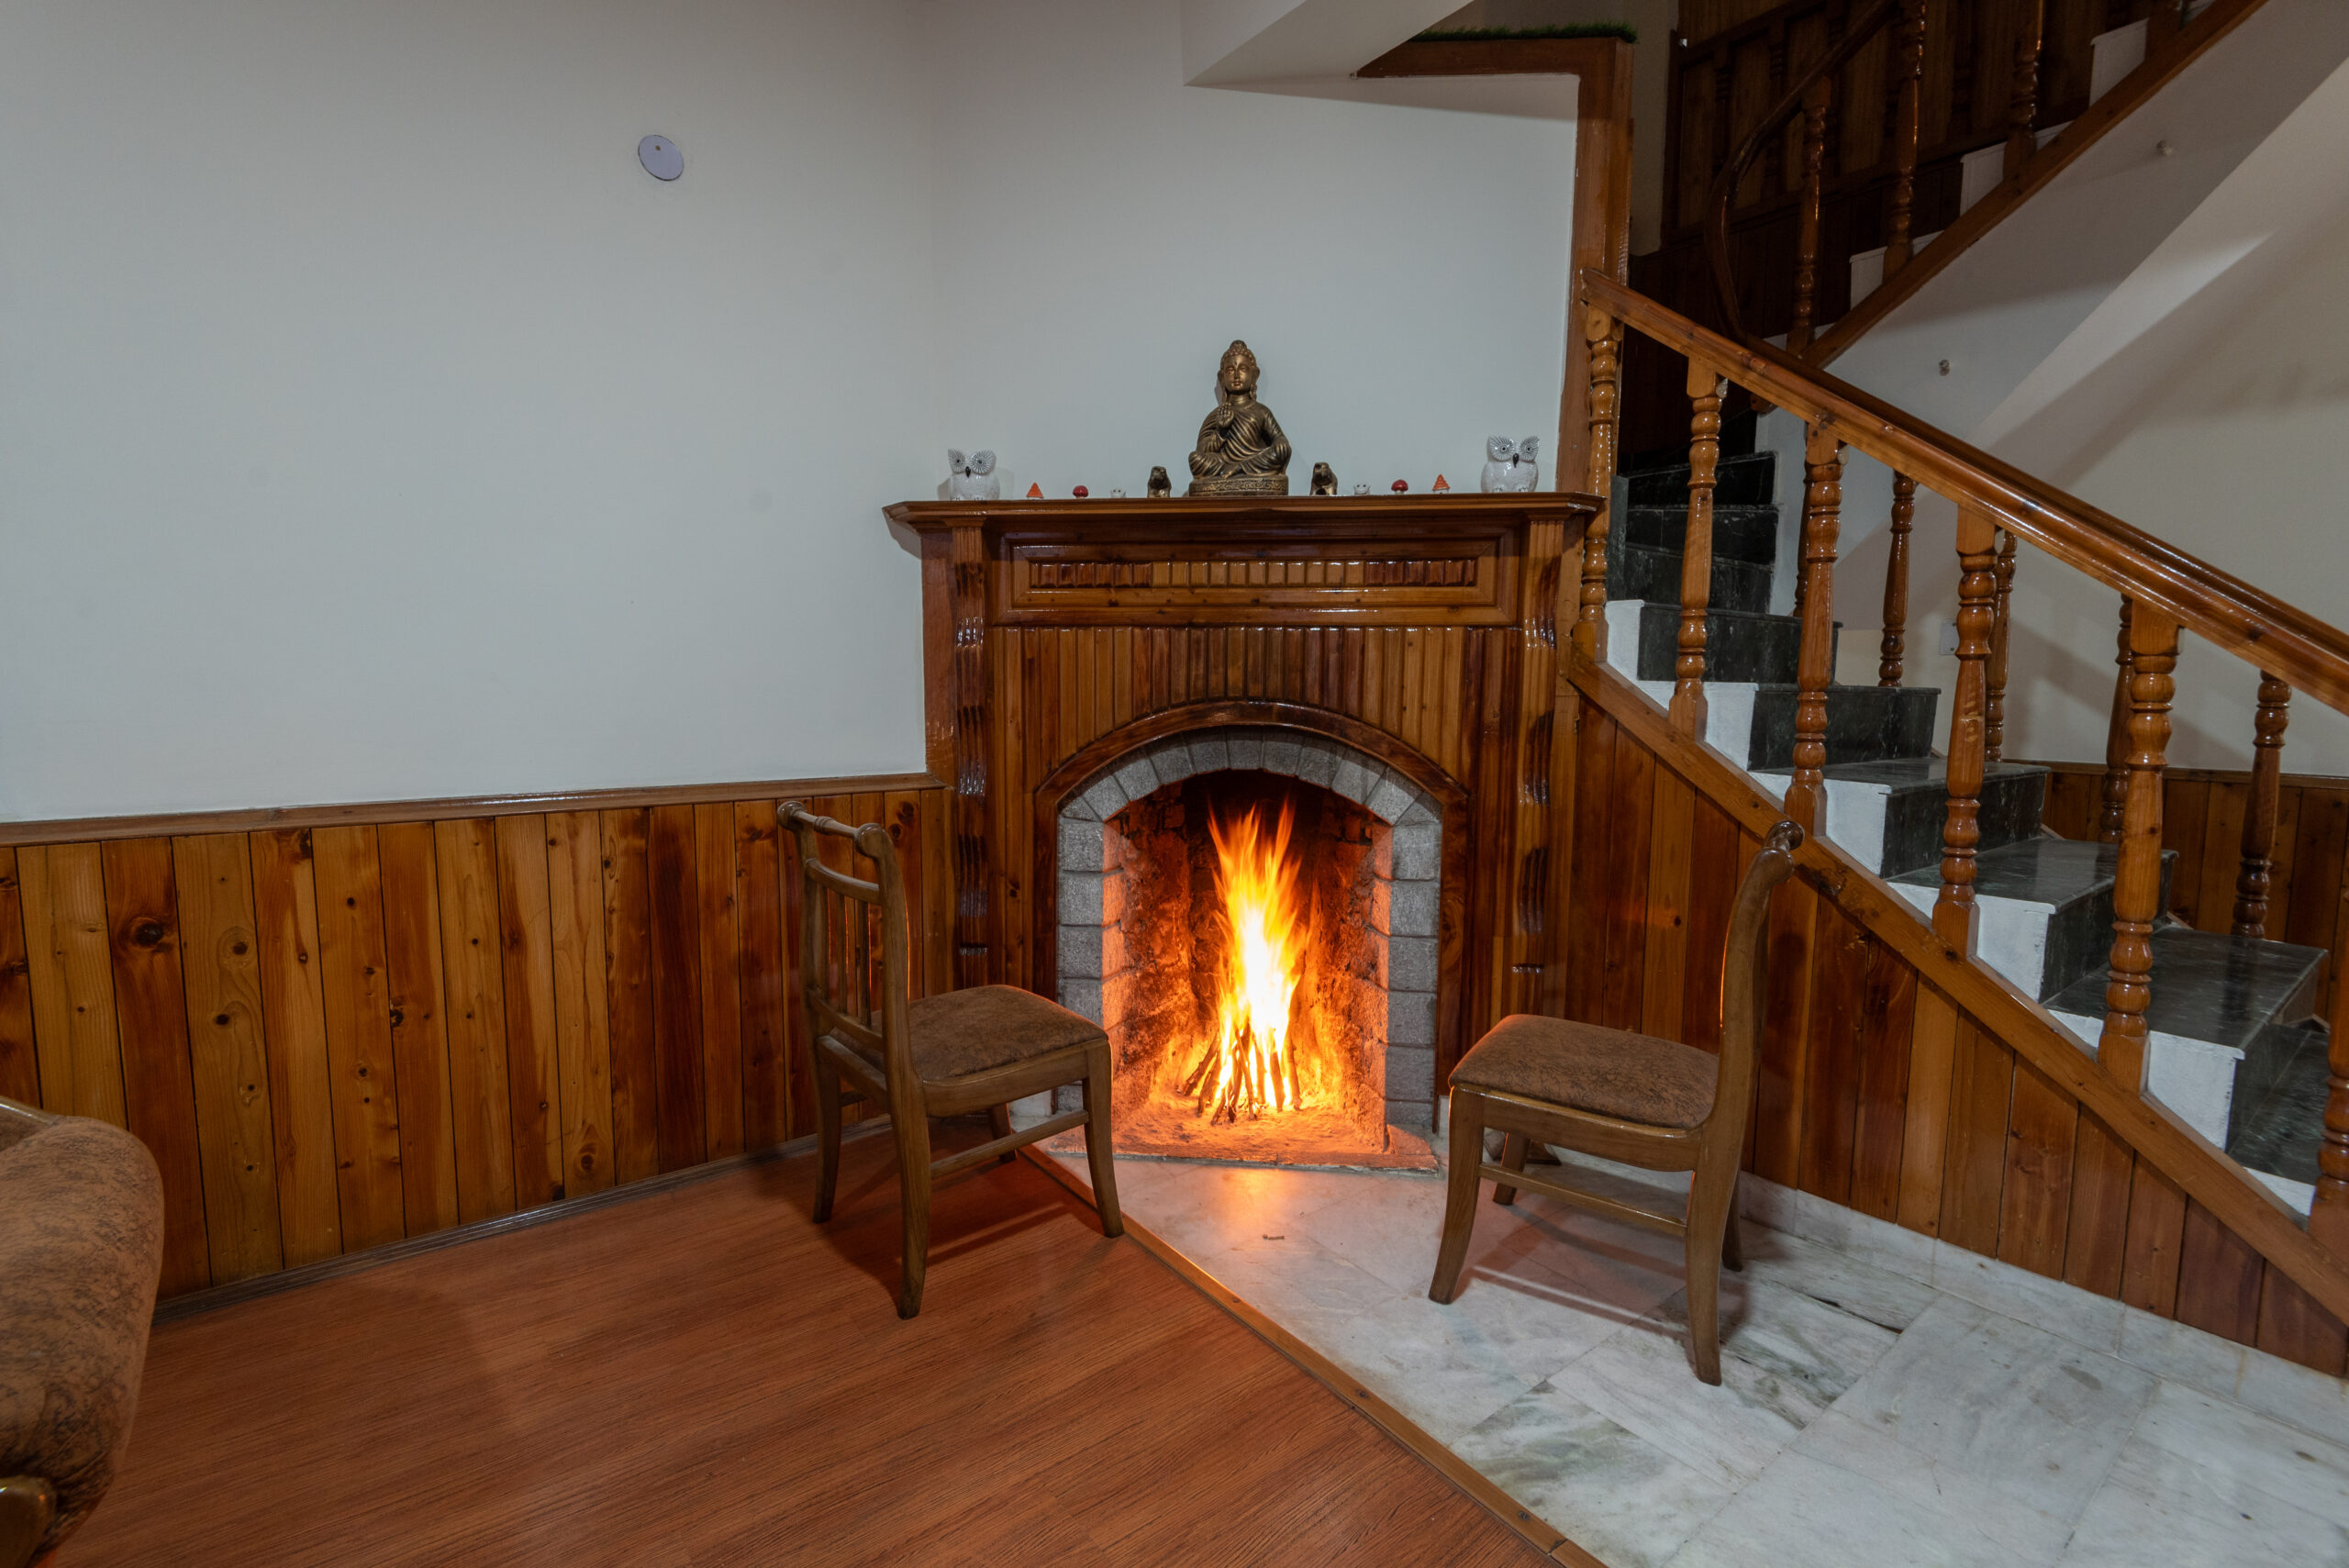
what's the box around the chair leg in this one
[1492,1131,1530,1207]
[812,1055,844,1225]
[989,1102,1016,1162]
[1082,1049,1124,1239]
[1684,1166,1735,1385]
[896,1110,934,1320]
[1429,1090,1486,1303]
[1720,1174,1745,1273]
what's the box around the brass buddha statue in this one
[1186,340,1291,496]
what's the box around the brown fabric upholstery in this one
[0,1117,165,1560]
[855,985,1108,1084]
[1451,1014,1719,1129]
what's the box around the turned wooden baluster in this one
[1785,426,1843,832]
[1575,307,1623,662]
[1935,504,2000,952]
[1787,79,1831,355]
[2232,673,2292,937]
[2099,603,2179,1093]
[1674,361,1726,739]
[1878,472,1915,685]
[2098,599,2133,844]
[2315,878,2349,1257]
[1986,529,2017,762]
[1883,0,1928,280]
[2007,0,2047,178]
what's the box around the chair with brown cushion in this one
[1429,821,1802,1384]
[782,802,1122,1319]
[0,1095,165,1568]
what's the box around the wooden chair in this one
[1429,820,1803,1384]
[782,802,1122,1318]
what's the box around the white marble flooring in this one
[1058,1148,2349,1568]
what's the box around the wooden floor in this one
[76,1132,1548,1566]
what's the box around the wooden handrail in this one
[1581,270,2349,716]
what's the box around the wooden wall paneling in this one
[1937,1015,2017,1255]
[1751,876,1821,1189]
[545,811,615,1195]
[692,802,744,1162]
[1995,1055,2078,1278]
[0,850,39,1104]
[1641,769,1697,1042]
[2288,791,2348,1014]
[734,802,788,1151]
[600,808,660,1184]
[308,827,406,1251]
[1798,906,1870,1205]
[1000,630,1031,994]
[1600,725,1655,1031]
[248,829,343,1265]
[170,834,284,1284]
[1676,799,1749,1054]
[18,843,128,1125]
[647,804,707,1170]
[2119,1162,2188,1316]
[2062,1110,2136,1297]
[1541,682,1584,1020]
[377,823,461,1234]
[1897,984,1963,1233]
[101,839,211,1295]
[433,819,517,1221]
[2042,771,2100,840]
[773,806,812,1142]
[1848,940,1919,1222]
[2263,784,2304,940]
[2175,1200,2266,1345]
[495,816,565,1206]
[2191,783,2248,932]
[2163,778,2210,917]
[2254,1266,2349,1377]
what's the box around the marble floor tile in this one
[1315,1290,1542,1444]
[2132,1378,2349,1529]
[1789,1408,2084,1564]
[2054,1434,2349,1567]
[1451,1384,1742,1568]
[1736,1226,1942,1333]
[1930,1241,2124,1356]
[2232,1340,2349,1450]
[1827,1297,2154,1536]
[1666,1447,2043,1568]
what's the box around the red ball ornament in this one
[1390,479,1408,493]
[1073,484,1089,497]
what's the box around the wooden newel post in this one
[1574,306,1622,662]
[1786,426,1842,832]
[2316,878,2349,1256]
[1935,504,1998,952]
[1878,473,1915,686]
[2098,599,2133,843]
[1673,361,1725,740]
[2098,601,2178,1094]
[2232,673,2290,937]
[1986,529,2017,762]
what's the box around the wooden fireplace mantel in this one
[887,493,1599,1105]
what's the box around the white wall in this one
[1,0,941,820]
[926,0,1577,506]
[1,0,1585,821]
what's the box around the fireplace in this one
[1052,727,1440,1159]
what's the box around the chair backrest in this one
[1707,820,1805,1146]
[779,803,914,1094]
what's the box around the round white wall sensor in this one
[638,136,683,181]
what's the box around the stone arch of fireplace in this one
[1031,704,1468,1139]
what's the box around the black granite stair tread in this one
[1633,604,1808,684]
[1620,505,1782,566]
[1625,451,1776,508]
[2045,927,2329,1054]
[1805,757,2049,787]
[2226,1023,2328,1185]
[1887,839,2132,904]
[1609,542,1774,614]
[1743,684,1941,769]
[1751,756,2046,880]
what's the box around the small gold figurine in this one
[1147,465,1173,498]
[1309,462,1337,495]
[1186,340,1291,496]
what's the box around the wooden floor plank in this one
[77,1137,1551,1568]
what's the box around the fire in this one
[1181,801,1307,1123]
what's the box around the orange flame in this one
[1181,801,1306,1122]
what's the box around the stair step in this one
[1631,603,1808,684]
[1742,684,1941,771]
[1620,504,1782,568]
[1609,542,1774,615]
[1889,839,2175,1000]
[1749,758,2047,878]
[1625,450,1777,509]
[2225,1020,2329,1189]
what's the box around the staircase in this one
[1601,411,2332,1208]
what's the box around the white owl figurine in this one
[1481,437,1541,493]
[946,449,999,501]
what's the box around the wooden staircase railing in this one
[1574,266,2349,1306]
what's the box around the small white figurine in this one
[1481,437,1542,493]
[946,449,1000,501]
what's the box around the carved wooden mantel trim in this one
[889,494,1598,1108]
